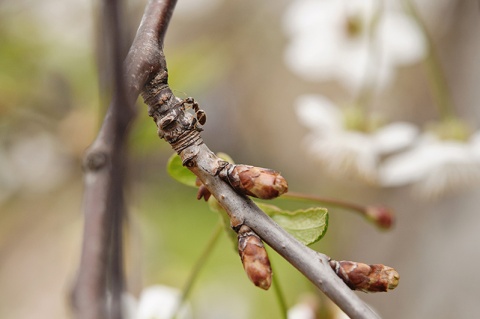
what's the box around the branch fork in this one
[74,0,398,318]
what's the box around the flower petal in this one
[377,12,426,66]
[295,94,342,132]
[469,130,480,161]
[306,131,379,183]
[136,285,191,319]
[378,139,476,187]
[284,34,339,81]
[373,122,419,154]
[283,0,340,36]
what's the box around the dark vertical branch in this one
[72,1,178,318]
[71,0,136,318]
[102,1,129,318]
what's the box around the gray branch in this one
[188,147,380,319]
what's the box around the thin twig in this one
[173,222,223,319]
[403,0,456,120]
[282,192,365,214]
[270,260,288,319]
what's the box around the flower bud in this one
[329,260,399,292]
[365,205,395,230]
[237,225,272,290]
[221,164,288,199]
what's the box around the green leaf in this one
[166,151,236,187]
[166,153,197,187]
[216,152,235,163]
[257,203,328,246]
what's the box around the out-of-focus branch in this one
[71,1,177,319]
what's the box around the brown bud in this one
[196,184,211,201]
[221,164,288,199]
[195,178,211,201]
[329,260,399,292]
[237,225,272,290]
[365,205,395,230]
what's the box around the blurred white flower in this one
[296,94,418,182]
[283,0,426,92]
[133,285,191,319]
[287,295,350,319]
[0,132,72,203]
[287,303,316,319]
[378,131,480,199]
[175,0,223,17]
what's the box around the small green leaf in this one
[167,152,236,187]
[257,203,328,246]
[166,153,197,187]
[216,152,235,163]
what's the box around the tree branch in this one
[133,2,382,318]
[187,147,380,319]
[71,0,142,318]
[73,0,388,318]
[125,0,177,97]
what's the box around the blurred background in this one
[1,0,479,318]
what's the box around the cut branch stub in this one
[219,164,288,199]
[237,225,272,290]
[329,259,400,293]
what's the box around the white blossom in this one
[121,285,192,319]
[175,0,223,17]
[287,295,351,319]
[287,303,316,319]
[378,132,480,199]
[283,0,426,92]
[296,94,418,182]
[0,132,72,203]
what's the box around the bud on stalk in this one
[365,205,395,230]
[221,164,288,199]
[329,260,399,292]
[237,225,272,290]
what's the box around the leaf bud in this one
[237,225,272,290]
[329,260,399,292]
[221,164,288,199]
